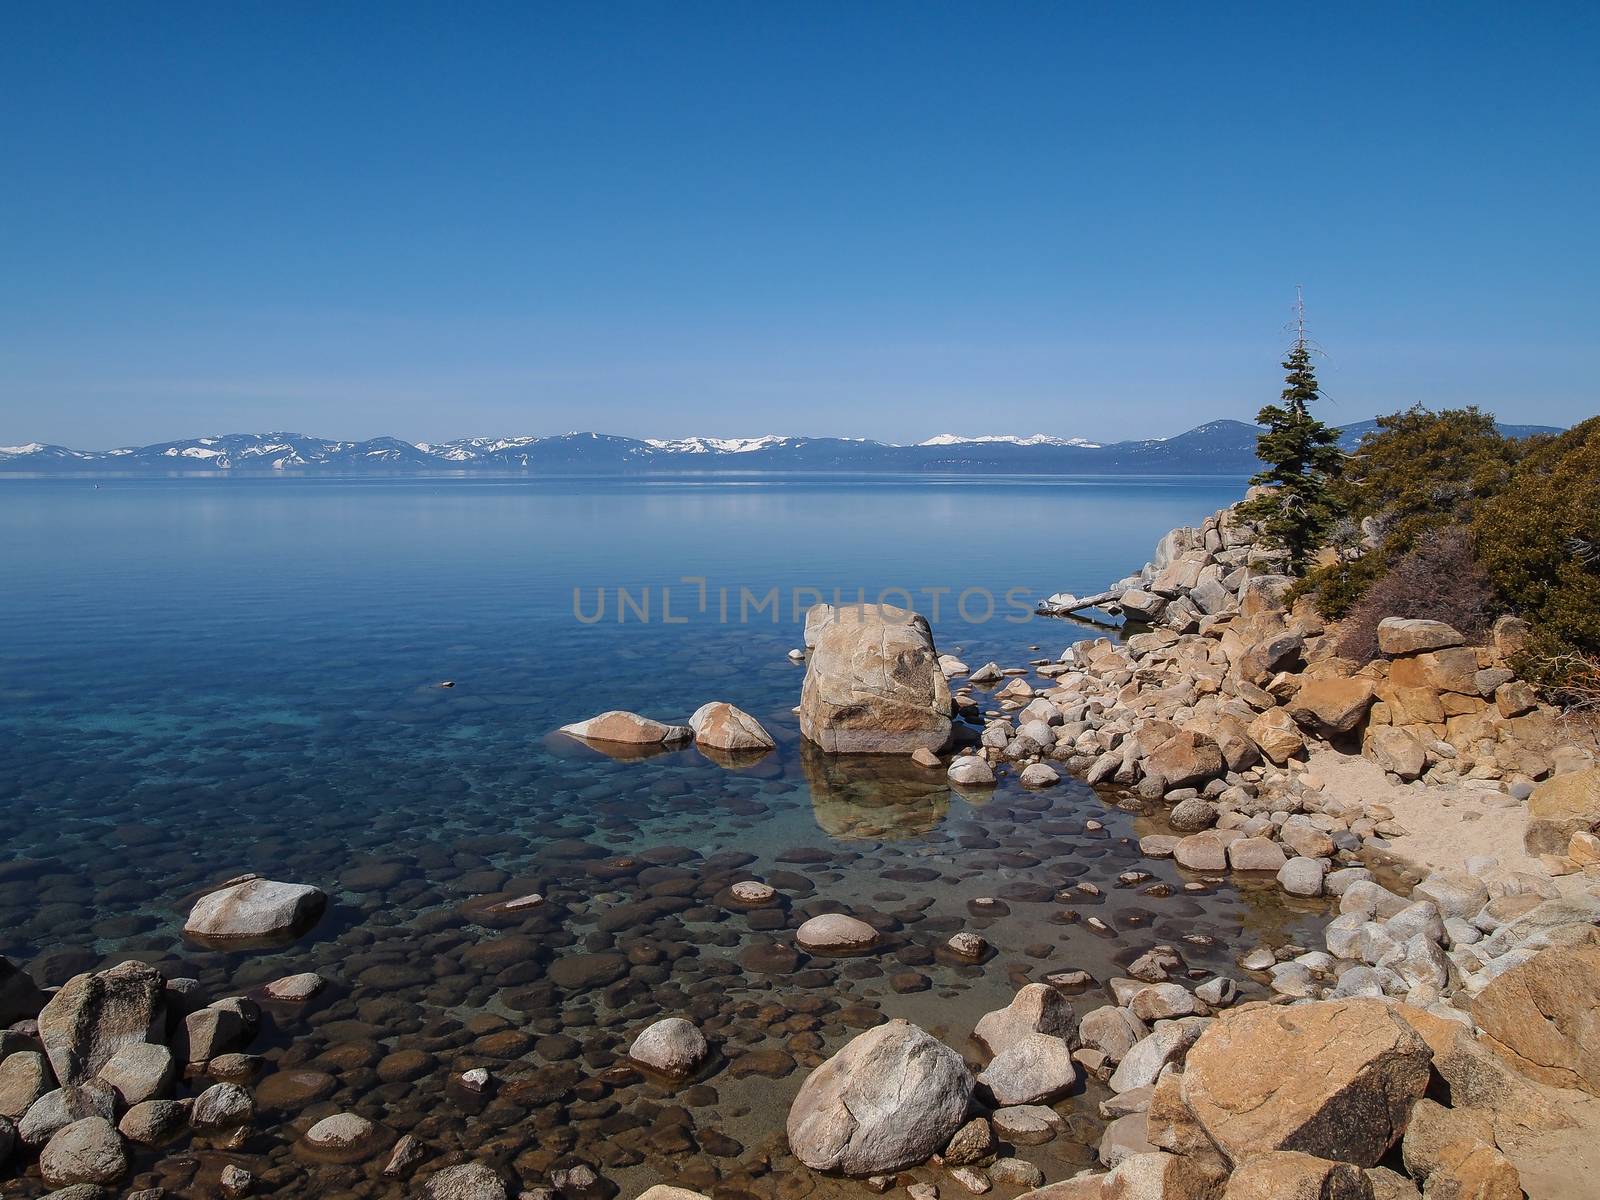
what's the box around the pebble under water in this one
[0,475,1324,1198]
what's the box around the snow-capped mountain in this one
[918,433,1103,448]
[0,419,1561,475]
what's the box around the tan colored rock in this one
[1376,619,1464,657]
[1523,767,1600,855]
[1472,941,1600,1095]
[1398,1099,1492,1181]
[559,710,692,745]
[1491,615,1531,661]
[1388,649,1479,696]
[1098,1151,1226,1199]
[1367,726,1426,781]
[1180,999,1431,1167]
[1287,677,1377,738]
[1379,685,1447,727]
[1222,1151,1373,1200]
[1226,837,1286,872]
[799,604,953,754]
[688,702,776,752]
[1248,707,1305,764]
[1174,831,1229,871]
[1424,1140,1522,1200]
[1145,1071,1224,1168]
[1144,731,1225,790]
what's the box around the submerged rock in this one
[796,913,881,955]
[0,956,47,1025]
[184,878,327,948]
[786,1019,974,1175]
[628,1017,709,1080]
[558,710,694,746]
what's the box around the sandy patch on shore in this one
[1307,748,1585,887]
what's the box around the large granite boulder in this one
[184,878,327,948]
[1523,767,1600,855]
[799,604,952,754]
[786,1019,973,1175]
[1248,707,1305,764]
[0,957,47,1025]
[688,702,776,753]
[37,962,164,1087]
[1179,999,1431,1167]
[1472,941,1600,1094]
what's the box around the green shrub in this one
[1473,415,1600,663]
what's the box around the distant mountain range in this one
[0,418,1563,475]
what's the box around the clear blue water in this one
[0,475,1316,1197]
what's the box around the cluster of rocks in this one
[775,949,1600,1200]
[927,500,1598,900]
[560,701,777,758]
[0,957,266,1195]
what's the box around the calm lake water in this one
[0,475,1318,1198]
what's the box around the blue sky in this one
[3,2,1596,447]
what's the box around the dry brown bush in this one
[1337,527,1496,663]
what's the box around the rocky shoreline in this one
[5,495,1600,1200]
[766,493,1600,1199]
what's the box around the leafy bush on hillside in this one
[1473,415,1600,672]
[1301,407,1598,678]
[1305,406,1521,619]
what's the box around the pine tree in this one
[1239,291,1344,574]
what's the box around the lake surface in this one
[0,475,1320,1198]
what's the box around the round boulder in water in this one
[629,1017,709,1080]
[796,913,880,955]
[183,878,327,950]
[787,1019,974,1175]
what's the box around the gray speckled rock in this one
[0,1051,53,1121]
[17,1082,116,1146]
[184,879,327,947]
[190,1082,254,1130]
[1107,1018,1210,1093]
[95,1042,175,1106]
[421,1162,509,1200]
[628,1017,708,1079]
[796,913,880,955]
[39,1117,126,1189]
[37,961,164,1086]
[786,1019,974,1175]
[977,1034,1078,1105]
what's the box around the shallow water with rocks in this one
[0,475,1324,1197]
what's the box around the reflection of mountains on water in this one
[801,744,956,841]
